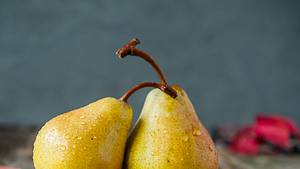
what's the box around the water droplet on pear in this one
[192,128,201,136]
[183,135,189,141]
[59,145,66,151]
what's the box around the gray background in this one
[0,0,300,128]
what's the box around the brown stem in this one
[120,82,177,103]
[115,38,168,85]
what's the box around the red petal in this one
[256,115,299,135]
[230,126,259,155]
[255,115,293,148]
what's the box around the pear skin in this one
[125,85,218,169]
[33,97,132,169]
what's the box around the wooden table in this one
[1,126,299,169]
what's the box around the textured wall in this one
[1,0,300,128]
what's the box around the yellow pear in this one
[33,97,132,169]
[125,86,218,169]
[116,38,218,169]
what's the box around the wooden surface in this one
[219,148,300,169]
[1,126,300,169]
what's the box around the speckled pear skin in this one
[125,85,218,169]
[33,97,132,169]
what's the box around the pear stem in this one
[115,38,168,85]
[120,82,177,103]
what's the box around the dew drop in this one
[192,128,202,136]
[77,136,82,140]
[150,131,155,136]
[91,136,97,140]
[80,115,85,119]
[183,135,189,141]
[72,145,76,148]
[59,145,66,151]
[180,158,183,161]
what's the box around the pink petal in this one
[256,115,300,135]
[0,167,19,169]
[230,126,259,155]
[255,115,292,148]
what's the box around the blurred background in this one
[0,0,300,168]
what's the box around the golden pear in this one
[125,86,218,169]
[116,38,218,169]
[33,97,132,169]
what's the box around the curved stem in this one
[115,38,168,85]
[120,82,177,103]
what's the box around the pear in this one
[116,38,218,169]
[125,86,218,169]
[33,97,132,169]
